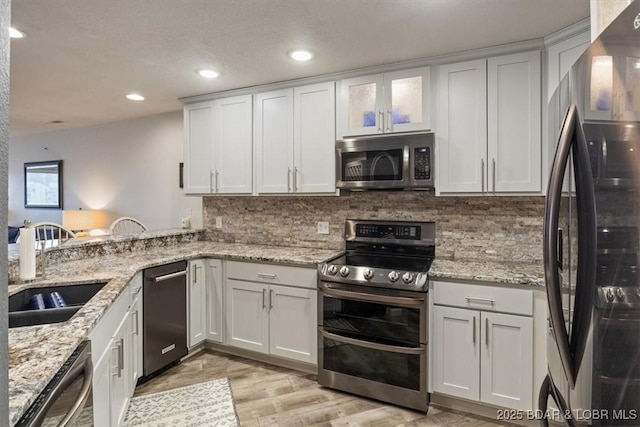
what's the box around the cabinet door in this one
[383,67,431,133]
[215,95,253,194]
[183,101,215,194]
[337,74,384,138]
[91,340,113,427]
[436,60,487,194]
[432,305,480,401]
[620,48,640,121]
[268,284,317,364]
[110,315,131,427]
[188,259,207,348]
[488,51,541,192]
[255,88,294,193]
[129,293,142,395]
[225,279,269,354]
[206,259,224,343]
[294,82,336,194]
[480,312,533,410]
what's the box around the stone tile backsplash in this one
[203,192,545,263]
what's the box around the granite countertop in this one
[8,241,341,426]
[430,258,545,287]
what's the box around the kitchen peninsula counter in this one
[8,241,341,426]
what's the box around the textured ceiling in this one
[9,0,590,137]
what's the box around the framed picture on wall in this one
[24,160,63,209]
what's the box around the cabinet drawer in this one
[226,261,317,289]
[432,280,533,316]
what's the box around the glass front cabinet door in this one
[584,45,640,121]
[337,67,431,138]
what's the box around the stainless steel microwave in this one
[584,122,640,188]
[336,131,435,190]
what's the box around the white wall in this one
[8,111,202,230]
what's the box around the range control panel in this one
[356,223,421,240]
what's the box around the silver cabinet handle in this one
[258,273,277,279]
[293,166,299,192]
[133,310,139,336]
[378,110,384,133]
[481,159,485,193]
[473,316,476,344]
[153,270,187,283]
[118,338,124,377]
[110,344,119,376]
[486,317,489,347]
[262,288,267,309]
[209,170,214,193]
[269,289,274,310]
[492,158,496,192]
[465,296,496,305]
[386,109,392,132]
[193,264,198,284]
[215,170,219,192]
[287,167,292,192]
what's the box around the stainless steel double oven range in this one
[317,219,435,412]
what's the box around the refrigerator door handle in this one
[538,374,578,427]
[568,104,597,379]
[544,104,578,388]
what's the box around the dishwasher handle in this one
[152,270,187,283]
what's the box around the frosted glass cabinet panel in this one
[337,67,430,138]
[347,81,380,130]
[584,46,640,121]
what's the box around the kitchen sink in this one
[9,282,107,328]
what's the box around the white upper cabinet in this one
[437,59,487,193]
[436,51,541,194]
[337,67,431,138]
[184,101,215,194]
[183,95,253,195]
[216,95,253,193]
[294,82,336,193]
[256,82,336,194]
[584,45,640,121]
[487,51,541,193]
[255,89,295,194]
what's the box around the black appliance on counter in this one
[540,2,640,425]
[317,219,435,412]
[142,261,188,378]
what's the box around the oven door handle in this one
[320,283,425,307]
[319,328,424,355]
[30,349,93,427]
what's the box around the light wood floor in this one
[133,350,519,427]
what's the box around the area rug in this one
[124,378,240,426]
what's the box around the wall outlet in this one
[215,217,222,229]
[317,221,329,234]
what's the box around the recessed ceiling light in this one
[197,69,220,79]
[9,27,25,39]
[126,93,145,101]
[288,49,314,62]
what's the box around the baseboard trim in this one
[203,341,317,375]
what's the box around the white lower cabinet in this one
[431,281,534,410]
[188,259,207,347]
[206,259,224,343]
[90,273,143,427]
[225,261,317,364]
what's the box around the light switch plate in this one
[215,217,222,229]
[317,221,329,234]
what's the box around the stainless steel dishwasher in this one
[143,261,188,377]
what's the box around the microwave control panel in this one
[414,147,431,180]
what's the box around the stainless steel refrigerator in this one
[541,2,640,426]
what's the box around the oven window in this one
[322,295,421,345]
[341,149,403,182]
[322,337,421,391]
